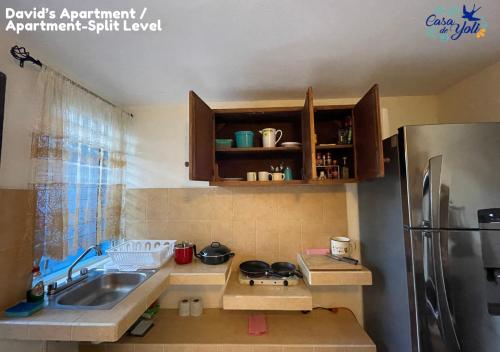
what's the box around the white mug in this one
[259,128,283,148]
[247,172,257,181]
[258,171,271,181]
[271,172,285,181]
[330,236,352,256]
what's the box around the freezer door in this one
[409,229,500,352]
[399,123,500,229]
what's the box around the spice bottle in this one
[332,160,340,179]
[326,152,332,166]
[316,153,323,166]
[342,156,350,179]
[346,118,353,144]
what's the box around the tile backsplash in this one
[0,189,34,311]
[125,186,348,264]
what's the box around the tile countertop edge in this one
[0,261,175,342]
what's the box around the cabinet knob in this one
[184,161,189,167]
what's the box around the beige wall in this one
[0,32,41,190]
[126,95,439,189]
[438,61,500,123]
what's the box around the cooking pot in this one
[174,242,194,265]
[194,242,234,265]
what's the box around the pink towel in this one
[248,314,267,336]
[305,248,330,255]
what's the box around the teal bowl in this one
[215,139,233,150]
[234,131,254,148]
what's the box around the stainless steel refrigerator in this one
[359,123,500,352]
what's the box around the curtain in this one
[31,67,128,263]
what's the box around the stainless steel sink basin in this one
[49,269,155,310]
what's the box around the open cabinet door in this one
[189,91,214,181]
[353,84,384,181]
[301,87,316,180]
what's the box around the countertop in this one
[0,258,233,342]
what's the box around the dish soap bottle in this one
[27,265,44,303]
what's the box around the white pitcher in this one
[259,128,283,148]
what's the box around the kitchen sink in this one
[48,269,156,310]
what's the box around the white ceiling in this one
[4,0,500,105]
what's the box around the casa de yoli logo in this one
[425,4,488,41]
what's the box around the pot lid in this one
[199,242,231,257]
[175,241,193,248]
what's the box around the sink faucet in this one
[67,245,103,282]
[48,245,103,296]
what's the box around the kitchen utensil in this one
[174,242,194,265]
[284,166,293,180]
[239,260,275,278]
[259,128,283,148]
[194,242,234,265]
[246,172,257,181]
[234,131,254,148]
[327,253,359,265]
[271,172,285,181]
[300,253,362,271]
[270,262,303,278]
[281,142,301,148]
[258,171,271,181]
[215,139,233,150]
[330,236,352,256]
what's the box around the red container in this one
[175,242,194,265]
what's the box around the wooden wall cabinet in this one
[189,85,383,186]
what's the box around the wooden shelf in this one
[307,178,358,185]
[210,180,305,187]
[215,146,301,153]
[222,271,313,311]
[316,144,353,150]
[297,254,372,286]
[167,258,233,285]
[107,308,375,350]
[189,85,384,184]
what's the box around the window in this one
[32,67,127,277]
[38,144,112,276]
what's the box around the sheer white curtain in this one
[32,67,128,266]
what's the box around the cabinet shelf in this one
[210,180,305,187]
[308,178,358,185]
[188,85,384,185]
[215,146,301,154]
[316,144,353,150]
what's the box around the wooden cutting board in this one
[300,254,363,271]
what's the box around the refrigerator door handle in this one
[431,231,461,351]
[429,155,443,229]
